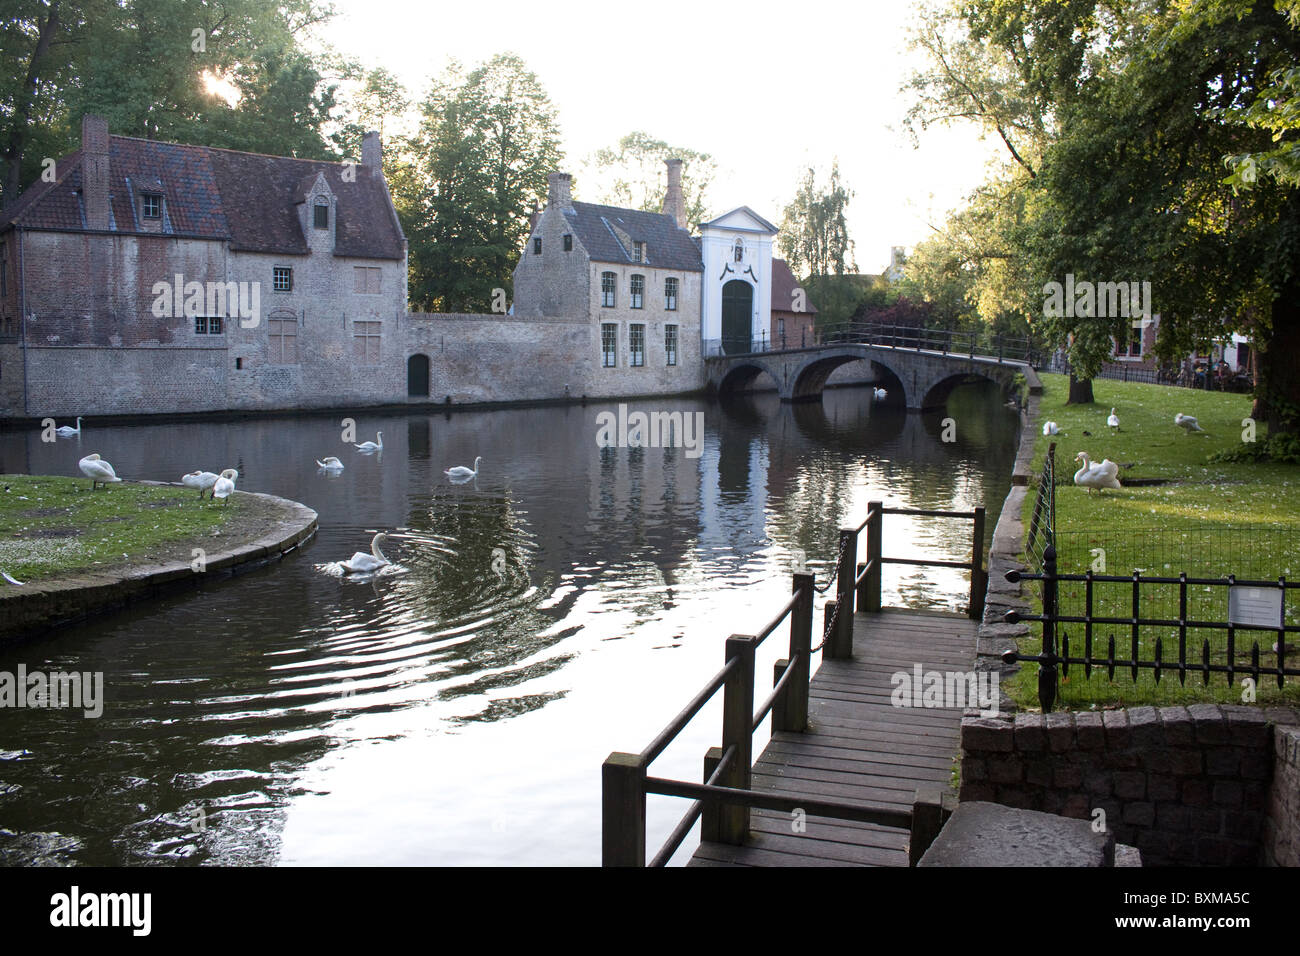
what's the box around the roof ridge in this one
[109,132,353,167]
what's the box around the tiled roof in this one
[1,135,404,261]
[771,258,818,314]
[563,201,702,271]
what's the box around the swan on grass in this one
[1108,408,1120,431]
[1043,421,1065,436]
[210,468,238,505]
[354,432,383,453]
[445,456,482,482]
[56,417,82,438]
[79,454,121,490]
[316,457,344,472]
[182,470,220,498]
[1175,413,1207,434]
[1073,452,1121,492]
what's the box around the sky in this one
[318,0,1003,274]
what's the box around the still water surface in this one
[0,384,1018,865]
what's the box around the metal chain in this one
[808,534,853,651]
[812,533,851,595]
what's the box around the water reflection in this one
[0,384,1017,866]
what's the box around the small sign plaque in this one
[1228,586,1284,629]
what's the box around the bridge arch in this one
[790,354,906,405]
[920,371,1014,410]
[717,359,781,395]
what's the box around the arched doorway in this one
[721,280,753,355]
[407,354,430,397]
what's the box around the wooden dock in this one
[689,608,977,867]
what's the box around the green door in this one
[721,280,753,355]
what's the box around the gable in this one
[702,206,779,235]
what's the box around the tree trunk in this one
[1259,281,1300,439]
[1067,373,1094,405]
[1,2,59,208]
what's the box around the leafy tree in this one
[584,131,715,224]
[399,54,562,312]
[778,162,857,277]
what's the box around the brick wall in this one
[960,704,1300,866]
[1264,725,1300,866]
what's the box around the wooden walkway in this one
[689,608,977,867]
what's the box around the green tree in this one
[400,54,563,312]
[778,162,857,277]
[584,131,715,224]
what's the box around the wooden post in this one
[833,528,856,657]
[969,506,987,621]
[823,600,839,659]
[602,751,647,866]
[787,572,814,731]
[909,787,956,866]
[719,634,757,844]
[772,659,790,732]
[865,502,883,613]
[856,562,869,615]
[701,746,724,842]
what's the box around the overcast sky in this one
[319,0,1001,273]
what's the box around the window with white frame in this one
[629,324,645,367]
[665,324,678,366]
[601,323,617,367]
[273,266,292,292]
[601,272,616,308]
[630,274,644,309]
[664,277,678,311]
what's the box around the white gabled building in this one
[698,207,778,356]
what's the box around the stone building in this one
[0,114,407,417]
[511,164,705,397]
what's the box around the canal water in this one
[0,383,1018,866]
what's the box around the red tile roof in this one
[770,258,818,314]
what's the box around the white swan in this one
[354,432,383,453]
[79,454,121,490]
[340,533,391,574]
[56,417,82,437]
[211,468,238,505]
[1043,421,1063,436]
[1073,452,1121,492]
[1107,408,1120,431]
[181,470,220,498]
[316,457,344,472]
[445,456,482,481]
[1175,413,1205,433]
[873,387,887,400]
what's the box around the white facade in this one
[699,207,778,355]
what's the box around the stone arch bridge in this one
[705,343,1040,410]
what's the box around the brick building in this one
[0,115,407,417]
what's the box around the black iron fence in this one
[1025,442,1057,573]
[1003,551,1300,712]
[704,323,1045,366]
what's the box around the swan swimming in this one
[445,456,482,482]
[1174,413,1205,433]
[211,468,238,505]
[316,457,345,472]
[873,387,887,400]
[354,432,383,453]
[79,454,121,490]
[55,417,82,438]
[181,470,220,498]
[340,533,392,574]
[1073,452,1121,492]
[1107,408,1120,431]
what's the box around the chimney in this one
[662,158,686,230]
[528,201,541,232]
[362,130,382,177]
[81,114,111,231]
[547,171,573,211]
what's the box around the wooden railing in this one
[601,500,987,866]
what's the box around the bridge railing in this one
[601,500,986,867]
[816,322,1044,366]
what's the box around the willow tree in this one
[778,162,857,278]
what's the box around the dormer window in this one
[533,237,542,255]
[563,234,573,252]
[633,240,645,263]
[142,193,162,220]
[733,238,744,262]
[314,199,329,230]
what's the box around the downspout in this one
[17,224,28,416]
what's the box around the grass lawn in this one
[1011,372,1300,710]
[0,474,237,584]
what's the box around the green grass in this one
[1012,373,1300,709]
[0,474,235,584]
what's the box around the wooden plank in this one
[689,607,975,868]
